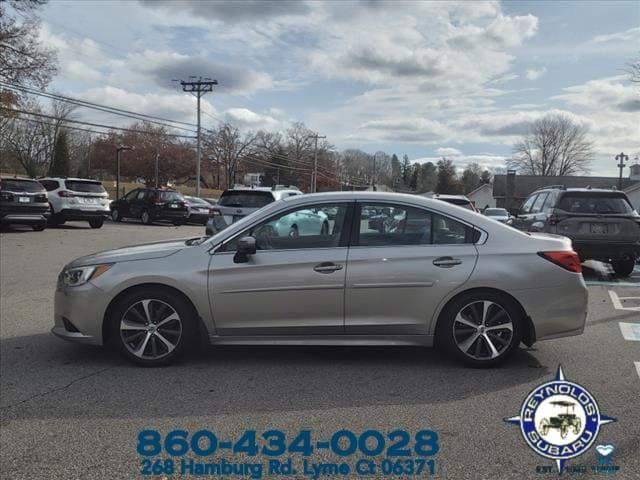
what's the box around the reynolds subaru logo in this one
[504,366,616,474]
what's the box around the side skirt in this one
[207,335,434,347]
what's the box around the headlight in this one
[61,264,112,287]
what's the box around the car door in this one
[208,202,353,335]
[117,189,137,218]
[129,189,147,218]
[524,192,549,231]
[344,202,478,335]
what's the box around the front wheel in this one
[89,217,104,229]
[111,209,122,222]
[612,257,636,277]
[108,288,196,366]
[437,291,523,368]
[141,210,152,225]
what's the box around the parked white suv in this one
[39,177,110,228]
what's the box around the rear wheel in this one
[141,210,152,225]
[32,223,46,231]
[612,256,635,277]
[108,288,196,366]
[89,217,104,229]
[437,291,523,368]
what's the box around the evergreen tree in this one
[418,162,437,192]
[401,154,411,186]
[409,166,418,190]
[436,157,460,194]
[50,130,71,176]
[480,170,492,185]
[391,154,401,187]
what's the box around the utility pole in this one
[116,145,132,199]
[371,152,377,191]
[308,133,326,193]
[155,153,159,188]
[179,77,218,197]
[616,152,628,190]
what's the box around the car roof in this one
[536,186,624,193]
[432,194,471,201]
[39,177,102,182]
[1,176,39,182]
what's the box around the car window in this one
[39,180,59,191]
[0,179,45,193]
[65,180,106,193]
[485,208,507,216]
[557,193,634,214]
[531,192,548,213]
[218,190,275,208]
[158,191,184,202]
[357,203,473,246]
[136,190,147,200]
[224,203,348,251]
[123,189,138,200]
[520,194,538,214]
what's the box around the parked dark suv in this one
[0,177,50,231]
[513,186,640,276]
[110,187,188,225]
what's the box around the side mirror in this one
[233,236,257,264]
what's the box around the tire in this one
[111,209,122,222]
[108,287,197,367]
[437,290,523,368]
[32,223,46,231]
[89,217,104,229]
[612,257,635,277]
[173,219,185,226]
[141,210,152,225]
[288,225,299,238]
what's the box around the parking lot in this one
[1,221,638,479]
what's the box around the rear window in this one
[557,193,633,214]
[158,191,184,201]
[218,190,275,208]
[440,198,470,206]
[65,180,106,194]
[485,208,508,216]
[0,179,44,193]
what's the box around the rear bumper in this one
[187,213,209,224]
[59,208,109,221]
[0,208,49,225]
[511,278,588,342]
[572,240,640,260]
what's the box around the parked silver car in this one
[483,208,513,224]
[52,192,588,367]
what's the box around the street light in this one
[116,145,133,199]
[615,152,628,190]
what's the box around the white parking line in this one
[619,323,640,341]
[636,362,640,380]
[608,290,640,311]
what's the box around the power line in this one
[9,115,115,136]
[1,107,196,138]
[0,81,198,131]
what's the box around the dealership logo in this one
[504,366,616,474]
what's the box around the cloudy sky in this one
[39,0,639,175]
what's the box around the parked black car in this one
[0,177,50,231]
[184,196,212,225]
[513,186,640,276]
[110,187,188,225]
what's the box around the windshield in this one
[158,191,184,202]
[218,191,275,208]
[485,208,508,216]
[65,180,106,194]
[0,179,45,193]
[557,193,633,214]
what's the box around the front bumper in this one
[52,282,110,345]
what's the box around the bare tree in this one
[1,102,50,177]
[508,114,593,176]
[204,123,257,188]
[0,0,57,88]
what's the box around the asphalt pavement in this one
[1,221,638,479]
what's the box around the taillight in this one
[58,190,74,197]
[209,208,222,218]
[548,214,566,225]
[538,251,582,273]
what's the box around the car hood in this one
[66,239,189,267]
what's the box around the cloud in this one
[591,26,640,44]
[525,67,546,80]
[552,76,640,112]
[120,50,273,95]
[139,0,312,23]
[224,108,281,131]
[435,147,463,157]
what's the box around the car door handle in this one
[433,257,462,268]
[313,262,343,273]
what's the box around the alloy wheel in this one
[452,300,513,360]
[119,299,182,360]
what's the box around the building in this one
[466,183,495,210]
[493,171,640,212]
[243,172,264,187]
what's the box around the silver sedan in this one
[52,192,588,367]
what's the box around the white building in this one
[624,182,640,212]
[467,183,495,210]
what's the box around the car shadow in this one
[0,332,550,421]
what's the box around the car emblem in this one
[504,366,616,474]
